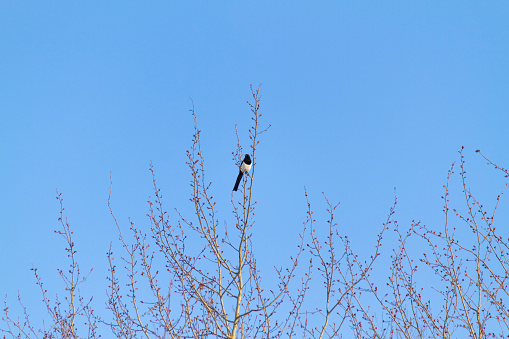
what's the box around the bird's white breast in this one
[241,162,252,173]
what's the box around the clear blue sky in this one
[1,2,508,329]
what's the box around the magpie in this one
[233,154,252,191]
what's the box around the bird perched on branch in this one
[233,154,252,191]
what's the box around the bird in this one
[233,154,252,191]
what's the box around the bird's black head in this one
[243,154,252,164]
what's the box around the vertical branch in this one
[107,177,150,339]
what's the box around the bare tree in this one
[3,88,508,339]
[105,85,309,339]
[296,189,392,339]
[352,147,509,339]
[2,192,98,339]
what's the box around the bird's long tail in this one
[233,171,243,191]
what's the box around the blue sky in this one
[1,1,508,331]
